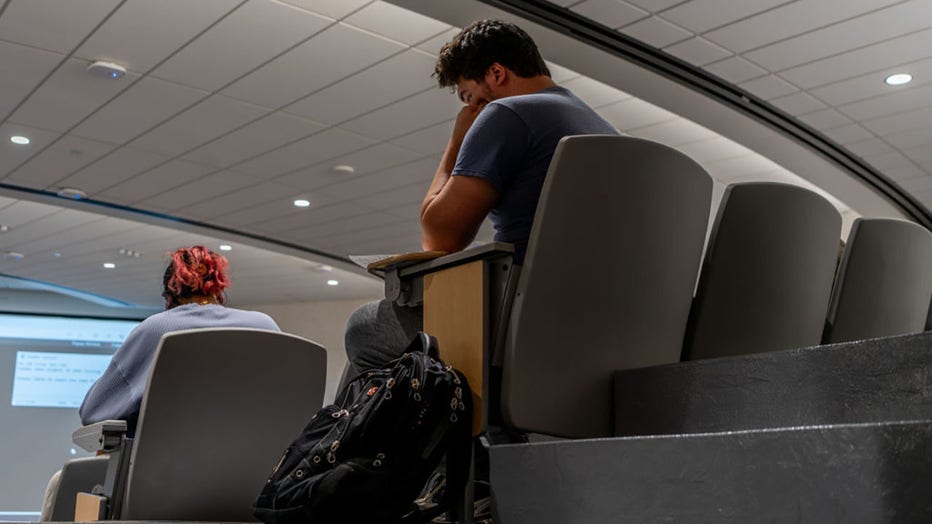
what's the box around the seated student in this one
[344,19,618,375]
[79,245,279,436]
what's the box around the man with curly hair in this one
[345,20,617,374]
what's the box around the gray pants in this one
[344,299,423,375]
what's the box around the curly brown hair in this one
[433,19,550,88]
[162,245,230,308]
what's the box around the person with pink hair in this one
[79,246,279,436]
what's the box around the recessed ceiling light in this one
[10,136,30,145]
[103,262,115,269]
[327,279,339,286]
[884,73,912,86]
[332,165,355,175]
[219,244,233,251]
[294,199,311,208]
[0,225,9,232]
[53,252,62,257]
[87,60,126,79]
[3,251,24,260]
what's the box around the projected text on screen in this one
[11,351,111,408]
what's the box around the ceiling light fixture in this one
[3,251,24,260]
[103,262,115,269]
[884,73,912,86]
[57,187,87,200]
[87,60,126,79]
[10,136,30,145]
[294,199,311,208]
[219,244,233,251]
[332,165,355,175]
[118,248,141,258]
[0,225,9,232]
[327,279,339,286]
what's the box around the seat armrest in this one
[72,420,128,453]
[382,243,515,306]
[398,242,514,279]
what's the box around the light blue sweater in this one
[79,303,280,436]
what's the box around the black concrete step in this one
[490,420,932,523]
[614,331,932,436]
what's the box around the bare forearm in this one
[420,136,462,221]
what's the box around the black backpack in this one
[253,332,473,524]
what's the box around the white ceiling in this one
[0,0,928,309]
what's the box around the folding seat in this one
[682,182,841,361]
[62,328,326,521]
[823,217,932,344]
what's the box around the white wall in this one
[249,297,379,404]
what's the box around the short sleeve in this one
[452,103,530,192]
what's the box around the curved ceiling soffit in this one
[0,183,368,277]
[390,0,931,230]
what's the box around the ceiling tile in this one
[181,181,300,221]
[95,160,215,204]
[861,103,932,136]
[252,201,372,236]
[808,57,932,107]
[837,83,932,121]
[0,123,60,177]
[352,182,425,211]
[283,49,436,124]
[415,28,460,58]
[897,174,932,193]
[341,88,460,140]
[705,0,899,54]
[739,74,798,100]
[312,154,434,199]
[130,95,268,156]
[621,16,691,48]
[902,145,932,166]
[879,163,925,182]
[0,0,120,53]
[863,150,912,171]
[0,41,64,120]
[705,56,767,84]
[72,77,209,144]
[151,0,332,91]
[183,112,325,168]
[288,209,403,240]
[779,27,932,89]
[57,146,170,194]
[626,0,686,11]
[660,0,790,33]
[389,119,454,155]
[74,0,242,72]
[223,22,404,109]
[628,118,716,145]
[343,1,450,45]
[234,127,376,178]
[884,124,932,151]
[744,0,932,72]
[703,154,781,180]
[277,0,373,20]
[562,76,631,108]
[664,37,730,66]
[845,137,894,158]
[822,123,874,145]
[797,108,852,130]
[276,145,425,193]
[5,134,116,190]
[136,170,260,212]
[9,58,141,132]
[0,208,104,248]
[0,200,62,228]
[209,198,310,229]
[598,97,677,130]
[572,0,648,28]
[769,92,827,115]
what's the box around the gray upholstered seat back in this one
[502,135,713,438]
[683,182,841,361]
[123,328,326,521]
[824,217,932,343]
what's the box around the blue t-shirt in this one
[79,303,280,436]
[452,86,618,264]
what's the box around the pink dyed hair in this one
[162,245,230,307]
